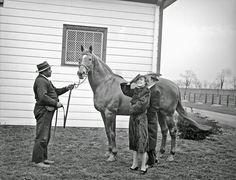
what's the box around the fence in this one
[180,88,236,107]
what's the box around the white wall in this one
[0,0,157,127]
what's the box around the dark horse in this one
[77,46,210,162]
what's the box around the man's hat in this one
[147,73,161,81]
[36,61,52,73]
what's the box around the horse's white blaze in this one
[82,54,88,60]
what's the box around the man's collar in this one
[148,82,156,89]
[39,74,49,81]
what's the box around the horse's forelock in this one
[81,50,90,55]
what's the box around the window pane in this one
[66,52,75,63]
[67,40,75,51]
[67,30,76,40]
[85,32,93,44]
[76,31,84,42]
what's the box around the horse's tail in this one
[176,97,211,131]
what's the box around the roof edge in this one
[121,0,177,8]
[163,0,177,9]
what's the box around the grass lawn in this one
[1,117,236,180]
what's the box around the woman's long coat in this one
[121,83,150,153]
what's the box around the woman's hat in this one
[130,74,146,83]
[36,61,52,72]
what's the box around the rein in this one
[74,75,87,88]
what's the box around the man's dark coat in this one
[32,75,68,163]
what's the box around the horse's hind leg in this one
[157,113,168,161]
[166,115,177,161]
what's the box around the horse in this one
[77,45,210,162]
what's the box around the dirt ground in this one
[1,121,236,179]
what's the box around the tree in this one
[193,78,202,88]
[180,70,197,99]
[209,82,219,89]
[174,80,185,88]
[233,76,236,89]
[203,80,209,89]
[215,69,231,89]
[229,76,236,89]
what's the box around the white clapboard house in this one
[0,0,176,128]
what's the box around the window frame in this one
[61,24,107,66]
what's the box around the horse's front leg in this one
[102,110,117,162]
[101,112,111,157]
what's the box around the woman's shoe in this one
[140,168,147,175]
[130,166,139,171]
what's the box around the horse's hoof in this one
[158,153,164,159]
[104,152,111,157]
[106,155,116,162]
[166,155,174,162]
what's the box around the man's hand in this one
[67,84,75,90]
[57,102,63,108]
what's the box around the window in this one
[61,24,107,66]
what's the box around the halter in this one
[76,61,90,88]
[79,63,90,73]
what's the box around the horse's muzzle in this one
[77,71,83,79]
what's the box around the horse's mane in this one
[90,52,125,80]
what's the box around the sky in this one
[161,0,236,85]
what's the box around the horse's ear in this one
[89,45,93,53]
[81,45,84,52]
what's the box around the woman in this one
[120,74,150,174]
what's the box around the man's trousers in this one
[147,111,158,165]
[32,105,55,163]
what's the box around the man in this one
[32,61,74,168]
[146,73,160,167]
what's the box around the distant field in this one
[182,102,236,116]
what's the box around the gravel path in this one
[186,108,236,128]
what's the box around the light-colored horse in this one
[77,46,210,162]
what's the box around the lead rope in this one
[63,76,87,127]
[52,76,87,147]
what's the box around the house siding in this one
[0,0,158,128]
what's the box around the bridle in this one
[79,63,90,73]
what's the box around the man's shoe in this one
[147,164,154,168]
[44,160,55,164]
[35,162,50,168]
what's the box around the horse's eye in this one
[89,58,92,61]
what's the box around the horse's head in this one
[77,45,94,79]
